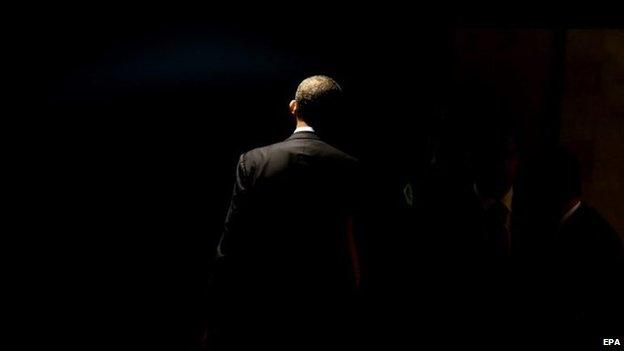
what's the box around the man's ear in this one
[289,100,298,116]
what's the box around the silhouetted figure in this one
[513,148,624,350]
[392,118,520,348]
[213,76,361,350]
[550,149,623,345]
[473,133,519,261]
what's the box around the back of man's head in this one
[294,75,343,127]
[552,147,582,203]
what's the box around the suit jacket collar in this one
[561,200,583,224]
[559,202,588,234]
[287,131,320,141]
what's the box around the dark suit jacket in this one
[213,131,360,348]
[553,203,624,343]
[559,203,623,265]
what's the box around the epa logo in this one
[603,338,621,346]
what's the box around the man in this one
[514,148,624,349]
[213,76,361,349]
[551,149,623,340]
[473,133,519,260]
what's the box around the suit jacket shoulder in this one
[561,204,624,261]
[240,133,358,182]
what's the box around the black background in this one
[12,6,623,350]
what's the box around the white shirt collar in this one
[474,183,513,213]
[293,126,315,134]
[561,200,582,224]
[501,187,513,212]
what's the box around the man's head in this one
[289,75,344,128]
[474,132,519,200]
[551,148,582,212]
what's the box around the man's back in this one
[212,76,359,349]
[219,131,358,291]
[214,131,359,349]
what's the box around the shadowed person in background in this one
[473,133,519,262]
[513,148,624,350]
[549,148,623,344]
[212,76,361,350]
[392,111,521,348]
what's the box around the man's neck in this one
[296,119,311,129]
[293,120,315,134]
